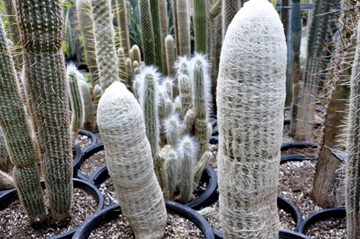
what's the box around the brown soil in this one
[79,150,106,177]
[303,217,346,238]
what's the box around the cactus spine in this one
[149,0,164,73]
[97,81,167,238]
[217,0,286,237]
[193,0,209,55]
[165,35,177,77]
[179,74,192,117]
[89,0,120,91]
[0,16,46,221]
[117,48,127,81]
[76,0,99,87]
[165,115,180,147]
[160,0,169,75]
[15,0,73,221]
[176,0,191,57]
[116,0,130,57]
[222,0,241,38]
[139,0,156,66]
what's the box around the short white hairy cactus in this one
[217,0,287,237]
[97,81,167,238]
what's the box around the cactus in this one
[139,0,156,66]
[93,84,102,105]
[133,60,140,73]
[179,136,197,203]
[77,0,100,87]
[149,0,164,72]
[173,96,182,116]
[67,64,85,143]
[0,16,45,221]
[163,78,174,101]
[176,0,191,57]
[15,0,72,221]
[166,150,178,198]
[116,0,130,57]
[177,56,190,77]
[165,115,180,147]
[179,108,196,137]
[222,0,241,38]
[89,0,120,91]
[216,0,286,237]
[193,0,209,55]
[155,146,170,199]
[159,0,169,75]
[171,0,180,56]
[97,81,167,238]
[194,151,212,186]
[117,48,127,81]
[0,128,10,172]
[197,207,215,219]
[125,57,133,88]
[165,35,177,78]
[77,77,96,131]
[131,45,142,65]
[178,74,192,118]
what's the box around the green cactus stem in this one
[78,78,96,131]
[154,146,170,199]
[125,57,133,88]
[133,60,140,74]
[165,115,180,147]
[139,0,156,66]
[194,151,212,186]
[15,0,72,221]
[131,45,142,65]
[97,81,167,238]
[179,135,197,203]
[179,108,195,137]
[117,48,127,81]
[77,0,100,87]
[165,35,177,78]
[160,0,169,75]
[193,0,209,55]
[197,207,215,219]
[163,78,174,101]
[0,128,10,172]
[216,0,286,237]
[173,96,182,116]
[171,0,179,57]
[222,0,241,38]
[166,150,178,198]
[93,84,102,105]
[178,74,192,118]
[149,0,164,72]
[116,0,130,57]
[89,0,120,92]
[177,0,191,57]
[67,65,85,143]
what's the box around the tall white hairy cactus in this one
[97,81,167,238]
[216,0,287,238]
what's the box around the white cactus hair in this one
[138,65,162,107]
[173,96,182,114]
[178,135,198,162]
[175,56,191,76]
[164,113,181,146]
[190,52,212,114]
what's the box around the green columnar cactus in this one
[165,115,180,147]
[78,79,96,131]
[117,48,127,81]
[222,0,241,38]
[131,45,142,65]
[166,150,178,198]
[93,84,102,105]
[97,81,167,238]
[125,57,133,87]
[89,0,120,92]
[165,35,177,77]
[0,169,15,190]
[139,0,156,66]
[77,0,100,87]
[177,57,190,76]
[173,96,182,116]
[197,207,215,219]
[0,17,45,221]
[179,108,195,137]
[296,0,332,140]
[177,0,191,57]
[133,77,142,103]
[155,146,170,199]
[140,66,160,158]
[133,60,140,72]
[165,98,173,119]
[15,0,72,221]
[3,0,22,67]
[217,0,286,237]
[194,151,212,186]
[149,0,164,73]
[345,20,360,239]
[67,65,85,143]
[116,0,130,57]
[179,136,197,203]
[158,86,167,120]
[193,0,209,55]
[171,0,179,56]
[178,74,192,117]
[160,0,169,75]
[163,78,174,101]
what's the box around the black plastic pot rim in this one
[281,142,317,151]
[78,129,98,149]
[0,178,104,239]
[72,200,215,239]
[298,207,346,234]
[213,228,312,239]
[88,163,218,210]
[280,154,316,164]
[73,145,83,178]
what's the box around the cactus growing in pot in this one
[97,81,167,238]
[216,0,287,237]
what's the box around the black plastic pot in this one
[281,142,317,151]
[78,130,98,149]
[0,178,104,239]
[89,163,218,210]
[298,208,346,235]
[72,200,215,239]
[74,142,104,181]
[212,195,304,238]
[214,229,311,239]
[281,154,316,164]
[73,145,82,178]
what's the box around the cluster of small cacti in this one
[133,52,212,203]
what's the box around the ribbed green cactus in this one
[67,65,85,143]
[166,150,178,198]
[194,151,212,186]
[77,0,100,87]
[78,79,96,131]
[179,136,197,203]
[117,48,127,81]
[222,0,241,38]
[149,0,164,72]
[140,66,160,158]
[165,35,177,78]
[116,0,130,57]
[179,108,195,137]
[0,17,45,221]
[165,115,180,147]
[93,84,102,105]
[176,0,191,57]
[345,20,360,239]
[178,74,192,118]
[97,81,167,238]
[193,0,209,55]
[139,0,156,66]
[217,0,286,237]
[160,0,168,75]
[15,0,72,221]
[89,0,120,91]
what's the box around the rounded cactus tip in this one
[237,0,280,21]
[178,135,198,159]
[99,81,134,104]
[175,56,191,74]
[67,63,85,81]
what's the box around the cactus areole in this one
[216,0,287,238]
